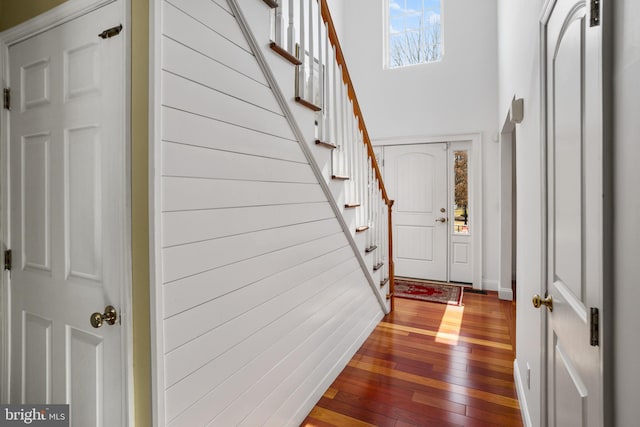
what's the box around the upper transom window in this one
[387,0,443,68]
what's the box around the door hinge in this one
[3,88,10,110]
[98,24,123,39]
[4,249,12,271]
[590,307,599,346]
[590,0,600,27]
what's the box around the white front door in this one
[385,144,448,281]
[544,0,603,425]
[7,2,127,425]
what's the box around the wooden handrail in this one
[318,0,390,206]
[319,0,394,310]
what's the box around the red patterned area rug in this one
[394,278,464,306]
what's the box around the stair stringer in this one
[228,0,390,314]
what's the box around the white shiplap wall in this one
[152,0,384,425]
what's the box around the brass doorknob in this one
[90,305,118,328]
[435,217,447,223]
[532,294,553,312]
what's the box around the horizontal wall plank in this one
[162,218,340,285]
[164,258,361,390]
[166,267,365,424]
[163,1,265,84]
[164,246,361,368]
[162,36,280,114]
[162,107,302,162]
[167,0,248,51]
[162,177,325,212]
[250,304,381,427]
[163,71,292,139]
[163,232,347,317]
[220,292,379,427]
[162,141,315,183]
[162,202,333,247]
[211,0,231,14]
[265,307,383,427]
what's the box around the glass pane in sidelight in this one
[453,150,470,235]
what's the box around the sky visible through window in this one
[388,0,442,68]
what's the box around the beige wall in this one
[0,1,151,425]
[0,0,68,30]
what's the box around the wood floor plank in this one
[300,292,523,427]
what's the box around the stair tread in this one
[262,0,278,8]
[269,42,302,65]
[355,226,369,233]
[365,245,378,253]
[373,262,384,271]
[295,96,322,112]
[332,175,350,181]
[344,203,361,208]
[315,140,337,149]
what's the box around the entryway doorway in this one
[377,136,481,288]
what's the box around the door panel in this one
[553,339,588,427]
[23,312,53,403]
[22,134,51,271]
[67,327,103,426]
[545,0,603,425]
[385,144,447,281]
[8,2,126,425]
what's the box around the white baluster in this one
[299,0,306,99]
[368,156,373,234]
[272,4,280,44]
[332,62,341,176]
[322,30,331,144]
[378,188,383,269]
[317,0,325,142]
[358,134,365,226]
[341,82,349,178]
[336,64,345,175]
[343,93,351,196]
[287,0,296,54]
[307,0,314,103]
[348,108,357,204]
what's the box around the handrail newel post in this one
[387,200,395,312]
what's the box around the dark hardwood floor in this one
[301,290,522,427]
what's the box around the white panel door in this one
[544,0,603,425]
[8,2,127,426]
[385,144,447,281]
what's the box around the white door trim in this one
[373,133,483,289]
[499,110,517,301]
[0,1,133,424]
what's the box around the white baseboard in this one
[499,287,514,300]
[482,279,499,291]
[514,359,533,427]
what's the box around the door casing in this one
[373,133,483,289]
[0,1,133,423]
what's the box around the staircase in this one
[230,0,395,312]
